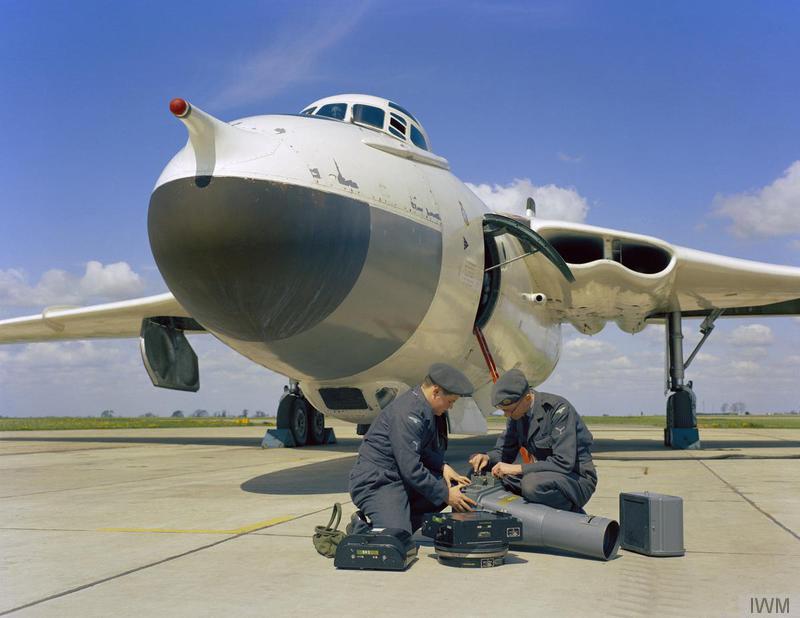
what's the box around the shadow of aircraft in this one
[241,456,356,495]
[237,431,799,496]
[239,435,493,495]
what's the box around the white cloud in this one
[0,340,138,395]
[729,324,774,346]
[557,152,582,163]
[0,261,144,308]
[213,3,371,108]
[641,324,665,342]
[466,178,589,222]
[735,346,770,359]
[10,341,121,368]
[714,161,800,237]
[81,261,144,299]
[730,360,760,374]
[562,337,615,357]
[608,355,633,369]
[0,336,289,417]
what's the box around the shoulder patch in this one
[554,405,567,416]
[408,415,421,425]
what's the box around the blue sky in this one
[2,0,800,417]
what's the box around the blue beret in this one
[427,363,474,396]
[491,369,530,407]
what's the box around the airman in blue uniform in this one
[348,363,477,534]
[469,369,597,512]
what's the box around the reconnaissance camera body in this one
[461,473,621,561]
[422,510,523,568]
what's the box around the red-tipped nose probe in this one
[169,98,190,118]
[164,98,264,176]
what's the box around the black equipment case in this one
[334,528,418,571]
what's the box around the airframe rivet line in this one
[97,515,295,534]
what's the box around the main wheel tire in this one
[289,398,308,446]
[276,395,295,428]
[307,407,326,445]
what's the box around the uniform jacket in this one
[349,387,449,505]
[487,390,597,480]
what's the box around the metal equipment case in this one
[619,492,685,556]
[334,528,418,570]
[421,511,522,546]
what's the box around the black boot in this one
[346,510,371,535]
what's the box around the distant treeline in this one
[0,417,275,431]
[489,415,800,429]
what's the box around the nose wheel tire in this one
[274,391,332,447]
[289,398,309,446]
[277,394,309,446]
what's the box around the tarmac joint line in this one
[97,515,295,535]
[0,505,340,616]
[695,458,800,543]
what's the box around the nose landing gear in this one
[262,381,337,448]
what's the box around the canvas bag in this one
[312,502,346,558]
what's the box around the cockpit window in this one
[390,113,406,128]
[389,113,406,140]
[410,125,428,151]
[300,97,432,151]
[388,101,418,124]
[352,104,385,129]
[316,103,348,120]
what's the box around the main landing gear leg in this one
[664,311,702,450]
[262,381,337,448]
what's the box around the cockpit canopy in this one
[300,94,431,152]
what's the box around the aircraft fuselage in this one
[148,99,561,420]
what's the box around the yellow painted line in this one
[234,515,296,533]
[98,514,295,535]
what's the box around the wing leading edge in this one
[529,220,800,334]
[0,293,201,344]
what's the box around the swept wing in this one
[0,293,198,344]
[529,220,800,334]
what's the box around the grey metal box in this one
[619,492,685,557]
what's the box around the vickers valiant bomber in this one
[3,94,800,449]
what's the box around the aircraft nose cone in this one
[148,176,370,342]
